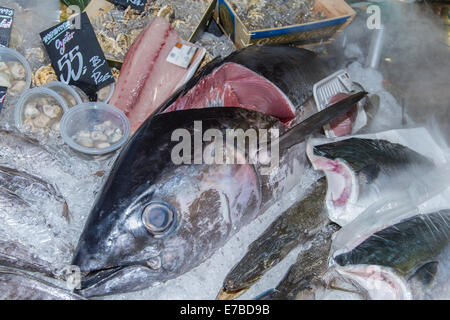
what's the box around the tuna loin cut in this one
[164,62,296,123]
[110,17,206,133]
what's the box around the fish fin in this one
[358,164,380,184]
[408,261,439,286]
[277,91,368,153]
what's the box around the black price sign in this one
[0,86,7,115]
[107,0,147,12]
[40,12,114,97]
[0,7,14,47]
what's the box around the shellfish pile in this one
[0,61,27,96]
[22,96,64,136]
[229,0,326,30]
[92,0,210,62]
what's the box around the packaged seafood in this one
[0,47,31,97]
[60,102,130,156]
[14,87,68,137]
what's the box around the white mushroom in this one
[76,137,94,148]
[23,118,34,130]
[77,130,91,139]
[0,62,8,72]
[96,142,111,149]
[24,103,40,119]
[110,133,122,143]
[9,80,26,95]
[91,130,108,142]
[51,122,60,132]
[93,123,107,132]
[97,86,110,101]
[33,114,51,128]
[10,62,26,80]
[0,72,11,87]
[43,104,62,119]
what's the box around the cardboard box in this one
[214,0,356,49]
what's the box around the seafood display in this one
[110,17,206,133]
[0,0,448,303]
[72,92,365,297]
[229,0,326,30]
[217,177,330,300]
[71,120,124,149]
[18,89,66,137]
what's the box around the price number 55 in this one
[57,46,84,84]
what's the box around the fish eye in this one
[142,201,177,238]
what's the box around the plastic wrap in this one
[324,163,450,299]
[306,127,448,225]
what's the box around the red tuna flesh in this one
[328,93,358,137]
[110,17,205,133]
[163,62,296,123]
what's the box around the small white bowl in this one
[43,81,83,108]
[15,87,68,135]
[0,47,32,97]
[60,102,130,156]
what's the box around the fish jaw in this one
[216,286,250,300]
[76,265,162,298]
[327,265,413,300]
[306,142,359,225]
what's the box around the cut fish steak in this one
[110,17,206,133]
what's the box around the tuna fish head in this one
[72,108,281,297]
[72,92,368,297]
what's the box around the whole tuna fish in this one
[72,91,367,297]
[307,137,435,225]
[0,266,85,300]
[217,177,330,300]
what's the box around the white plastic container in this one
[69,83,115,103]
[0,47,32,97]
[60,102,130,156]
[71,85,90,103]
[97,82,115,103]
[43,81,83,108]
[15,87,68,136]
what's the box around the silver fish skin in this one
[0,266,85,300]
[0,165,70,221]
[72,94,364,297]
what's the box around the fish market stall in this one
[0,0,449,302]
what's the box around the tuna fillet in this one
[110,17,206,133]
